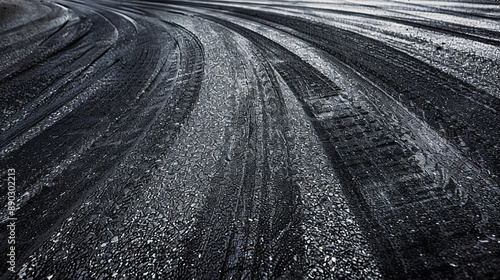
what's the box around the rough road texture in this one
[0,0,499,279]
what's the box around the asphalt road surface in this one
[1,0,500,279]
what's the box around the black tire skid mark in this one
[177,32,303,279]
[0,3,131,137]
[23,20,204,279]
[0,9,129,209]
[289,6,500,46]
[156,1,500,183]
[224,8,500,186]
[200,14,500,279]
[0,1,109,82]
[177,81,259,279]
[250,54,303,280]
[0,8,197,276]
[383,0,500,22]
[0,1,63,38]
[257,60,304,280]
[0,11,96,127]
[143,0,500,46]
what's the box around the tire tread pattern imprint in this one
[203,14,500,279]
[177,34,303,279]
[233,9,500,186]
[20,21,205,279]
[0,8,203,278]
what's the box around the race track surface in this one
[1,0,499,279]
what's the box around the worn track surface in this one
[1,0,499,279]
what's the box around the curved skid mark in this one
[1,0,499,279]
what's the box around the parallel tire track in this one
[1,0,499,279]
[178,44,303,279]
[18,20,204,279]
[0,3,204,276]
[228,9,500,185]
[203,14,500,279]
